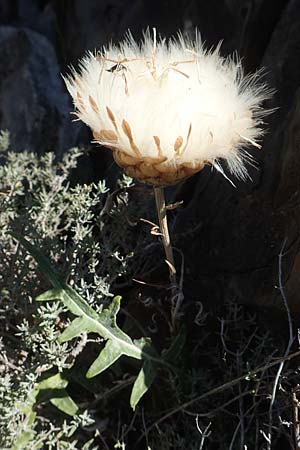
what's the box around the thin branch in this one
[195,418,212,450]
[267,238,295,450]
[136,350,300,444]
[293,391,300,449]
[184,390,253,418]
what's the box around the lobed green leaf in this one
[13,233,173,409]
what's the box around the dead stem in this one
[154,186,176,286]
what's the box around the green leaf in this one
[130,360,158,411]
[36,288,62,302]
[10,232,62,288]
[59,317,91,342]
[12,234,143,359]
[38,373,78,416]
[86,340,123,378]
[13,233,172,409]
[38,373,68,390]
[50,394,79,416]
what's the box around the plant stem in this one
[154,186,176,285]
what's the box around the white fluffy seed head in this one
[64,29,272,186]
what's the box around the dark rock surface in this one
[1,0,300,312]
[0,25,78,156]
[173,0,300,312]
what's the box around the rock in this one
[54,0,246,68]
[173,0,300,312]
[53,0,127,68]
[0,25,79,157]
[17,0,57,45]
[261,0,300,312]
[0,0,17,24]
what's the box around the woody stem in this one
[154,186,176,286]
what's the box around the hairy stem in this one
[154,186,176,285]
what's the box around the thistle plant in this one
[64,29,271,285]
[1,29,274,447]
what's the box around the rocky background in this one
[1,0,300,314]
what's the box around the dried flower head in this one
[64,30,271,186]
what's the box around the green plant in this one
[1,130,300,450]
[0,132,142,448]
[12,233,183,411]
